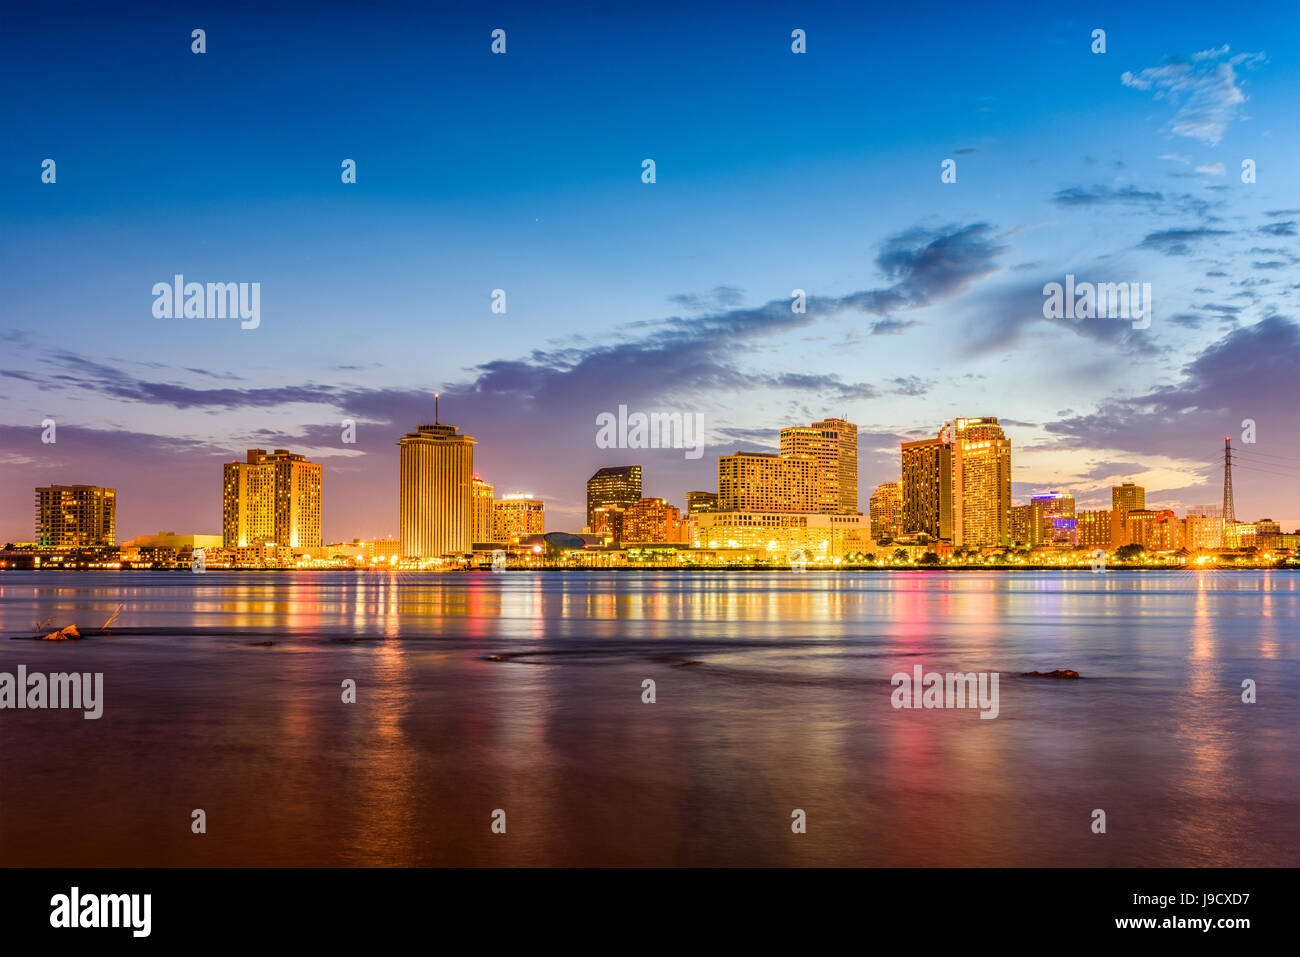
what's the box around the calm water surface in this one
[0,569,1296,866]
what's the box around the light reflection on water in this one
[0,569,1295,866]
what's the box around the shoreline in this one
[1,565,1294,574]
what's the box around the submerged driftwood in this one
[40,624,81,641]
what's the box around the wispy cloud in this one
[1121,45,1266,145]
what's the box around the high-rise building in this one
[586,466,642,527]
[398,413,476,559]
[949,417,1011,548]
[780,418,858,513]
[718,451,820,512]
[223,449,322,549]
[35,485,117,547]
[900,435,952,539]
[623,497,685,543]
[1010,504,1034,545]
[1030,491,1075,546]
[1112,482,1145,516]
[493,494,544,544]
[868,482,903,541]
[685,491,717,514]
[471,475,495,544]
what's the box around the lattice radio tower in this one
[1222,436,1236,523]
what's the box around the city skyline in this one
[12,412,1296,550]
[2,2,1299,540]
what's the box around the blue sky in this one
[2,0,1299,539]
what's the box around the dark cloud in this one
[1045,316,1300,474]
[1258,221,1296,237]
[869,318,919,335]
[1053,184,1164,206]
[668,285,746,311]
[1138,227,1231,255]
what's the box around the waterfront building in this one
[493,494,545,544]
[223,449,322,549]
[398,413,476,559]
[586,466,642,528]
[35,485,117,547]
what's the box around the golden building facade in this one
[398,422,476,559]
[691,511,869,560]
[623,497,685,543]
[779,417,858,513]
[868,482,903,541]
[472,475,495,544]
[493,495,544,544]
[223,449,321,549]
[1112,482,1145,516]
[718,451,820,512]
[950,418,1011,548]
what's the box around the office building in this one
[586,466,643,528]
[398,413,476,559]
[685,491,718,514]
[1112,482,1145,516]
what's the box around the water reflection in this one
[0,570,1295,866]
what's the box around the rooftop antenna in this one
[435,392,440,425]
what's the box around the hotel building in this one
[900,435,952,540]
[949,417,1011,548]
[779,418,859,513]
[222,449,322,549]
[472,475,495,544]
[868,482,903,541]
[398,417,476,559]
[717,451,821,512]
[35,485,117,547]
[493,494,545,544]
[691,511,869,561]
[1077,509,1122,549]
